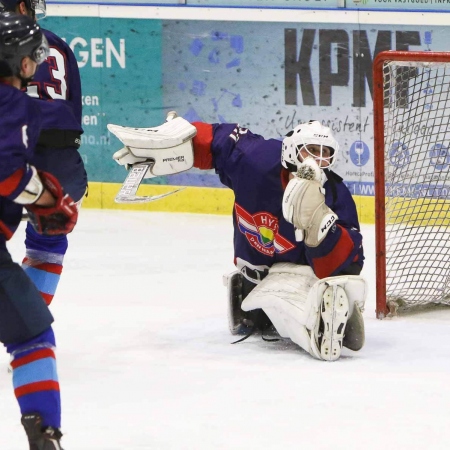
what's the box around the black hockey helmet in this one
[0,11,48,77]
[0,0,46,19]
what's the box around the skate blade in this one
[320,286,349,361]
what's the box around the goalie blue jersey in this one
[0,83,42,241]
[192,122,364,279]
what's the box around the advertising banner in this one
[43,14,449,199]
[161,20,441,195]
[44,16,163,183]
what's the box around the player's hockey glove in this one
[282,158,337,247]
[25,171,78,235]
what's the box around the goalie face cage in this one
[374,51,450,318]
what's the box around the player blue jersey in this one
[192,122,364,279]
[24,27,87,203]
[25,28,82,134]
[0,82,41,241]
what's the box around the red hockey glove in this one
[25,171,79,235]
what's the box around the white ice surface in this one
[1,209,450,450]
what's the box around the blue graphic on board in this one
[190,39,203,56]
[190,80,206,96]
[183,30,244,122]
[389,141,410,168]
[349,141,370,167]
[212,89,242,112]
[429,143,450,171]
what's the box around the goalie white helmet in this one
[281,120,339,172]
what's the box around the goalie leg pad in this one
[316,285,349,361]
[342,302,365,351]
[241,263,326,359]
[314,275,367,352]
[309,275,366,357]
[241,264,367,360]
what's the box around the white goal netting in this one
[382,58,450,310]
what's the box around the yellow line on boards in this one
[83,182,376,224]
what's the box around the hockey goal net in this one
[374,51,450,318]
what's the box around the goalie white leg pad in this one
[241,263,325,359]
[343,302,365,351]
[241,263,367,361]
[262,306,323,360]
[312,275,367,353]
[316,285,349,361]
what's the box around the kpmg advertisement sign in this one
[161,21,441,193]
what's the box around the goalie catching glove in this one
[282,158,337,247]
[25,171,78,236]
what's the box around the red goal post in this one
[373,51,450,319]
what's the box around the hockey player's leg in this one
[224,261,273,336]
[23,225,67,305]
[0,249,63,448]
[224,271,251,335]
[224,271,273,335]
[24,147,87,305]
[8,328,63,450]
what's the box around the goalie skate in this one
[317,285,349,361]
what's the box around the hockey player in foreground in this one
[0,0,87,307]
[0,11,78,449]
[109,114,367,361]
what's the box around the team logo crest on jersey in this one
[235,203,295,255]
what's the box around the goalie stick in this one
[114,162,185,203]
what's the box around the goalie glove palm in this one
[283,177,337,247]
[26,171,78,236]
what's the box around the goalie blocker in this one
[225,263,367,361]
